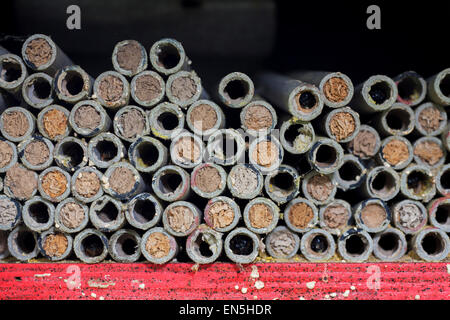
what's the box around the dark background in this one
[0,0,449,91]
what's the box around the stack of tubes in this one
[0,34,449,264]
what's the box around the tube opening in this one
[309,234,329,253]
[96,201,119,223]
[136,142,159,167]
[421,232,445,256]
[159,171,182,194]
[439,74,450,97]
[29,77,52,100]
[81,234,104,257]
[16,230,36,254]
[338,161,361,182]
[0,60,21,82]
[397,77,422,102]
[157,112,179,130]
[229,234,254,256]
[345,234,367,256]
[194,234,214,258]
[94,140,118,162]
[156,43,181,69]
[60,71,84,96]
[406,170,430,195]
[28,202,50,224]
[224,79,249,100]
[284,124,306,145]
[269,172,295,195]
[377,232,400,256]
[59,141,84,168]
[315,144,337,168]
[133,199,156,224]
[386,109,411,131]
[369,82,391,104]
[440,170,450,189]
[371,171,395,196]
[297,91,317,111]
[115,234,138,256]
[435,204,450,226]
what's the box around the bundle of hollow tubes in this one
[0,34,449,264]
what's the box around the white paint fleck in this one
[139,283,145,289]
[350,285,356,291]
[241,287,248,294]
[330,292,337,297]
[306,281,316,289]
[324,294,330,299]
[343,290,350,297]
[99,296,104,300]
[91,293,97,298]
[250,265,260,279]
[34,273,51,278]
[253,296,258,300]
[415,295,420,300]
[234,285,239,290]
[447,264,450,274]
[255,280,265,290]
[299,297,305,300]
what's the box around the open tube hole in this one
[115,234,137,256]
[435,204,450,226]
[224,79,249,100]
[377,232,400,256]
[0,61,21,82]
[298,91,317,110]
[15,230,36,254]
[369,82,390,104]
[136,142,159,167]
[371,171,396,197]
[269,172,295,195]
[159,171,182,194]
[397,77,422,102]
[284,124,306,145]
[439,74,450,97]
[157,112,179,130]
[421,232,445,256]
[81,234,104,257]
[407,170,430,195]
[315,144,337,168]
[96,201,119,223]
[385,109,411,131]
[60,71,84,96]
[194,234,214,258]
[94,140,118,162]
[28,202,50,224]
[310,234,329,253]
[132,199,156,224]
[156,43,181,69]
[338,161,361,182]
[440,170,450,189]
[59,141,84,168]
[230,234,253,256]
[28,78,51,100]
[345,234,367,256]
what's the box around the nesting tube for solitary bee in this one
[413,136,446,168]
[354,198,391,233]
[217,72,255,108]
[0,107,35,142]
[53,65,92,104]
[428,198,450,233]
[103,162,145,201]
[333,154,366,191]
[191,163,227,199]
[249,135,284,174]
[108,229,141,263]
[89,195,125,232]
[284,198,318,233]
[319,199,352,235]
[130,70,165,107]
[73,228,109,263]
[280,118,315,154]
[427,67,450,106]
[264,164,300,204]
[322,107,360,143]
[125,193,163,230]
[361,166,400,201]
[129,136,168,173]
[442,125,450,152]
[240,100,277,136]
[224,227,260,264]
[256,72,323,120]
[0,54,28,96]
[22,196,54,232]
[166,71,203,108]
[69,100,111,137]
[436,164,450,196]
[112,40,148,77]
[373,227,407,262]
[21,34,72,75]
[0,195,21,231]
[170,132,205,169]
[307,137,344,174]
[412,228,450,262]
[0,230,9,259]
[38,166,71,203]
[414,102,447,136]
[206,129,246,166]
[4,164,38,201]
[55,198,89,233]
[300,228,336,262]
[22,72,53,109]
[351,75,398,113]
[186,224,223,264]
[302,171,336,206]
[149,38,189,76]
[400,164,436,202]
[7,226,39,261]
[93,71,130,109]
[243,197,279,234]
[148,102,185,140]
[54,137,88,172]
[374,103,415,137]
[0,138,18,173]
[141,227,178,264]
[71,167,103,203]
[38,228,73,261]
[204,196,241,232]
[378,136,413,170]
[227,164,264,200]
[289,71,354,108]
[87,133,126,169]
[265,226,300,259]
[152,165,190,202]
[186,99,225,138]
[37,105,70,141]
[391,199,427,235]
[162,201,201,237]
[347,125,381,160]
[113,105,150,142]
[394,71,426,106]
[337,228,373,262]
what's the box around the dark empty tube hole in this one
[136,142,159,167]
[132,199,156,224]
[224,79,249,100]
[115,235,137,256]
[156,44,181,69]
[270,172,295,193]
[96,202,119,223]
[0,61,21,82]
[16,231,36,254]
[369,82,390,104]
[439,74,450,97]
[230,234,254,256]
[440,170,450,189]
[407,170,430,194]
[377,232,400,255]
[60,71,84,96]
[345,234,367,255]
[28,78,51,100]
[0,232,7,255]
[157,112,179,130]
[435,204,450,226]
[315,144,337,167]
[338,161,361,182]
[195,235,214,258]
[28,202,50,224]
[159,172,182,194]
[371,171,395,196]
[59,142,83,168]
[94,140,118,162]
[309,234,329,253]
[298,91,317,109]
[385,109,411,131]
[81,234,104,257]
[284,124,305,145]
[421,233,445,255]
[397,77,422,102]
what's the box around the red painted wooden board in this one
[0,263,449,300]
